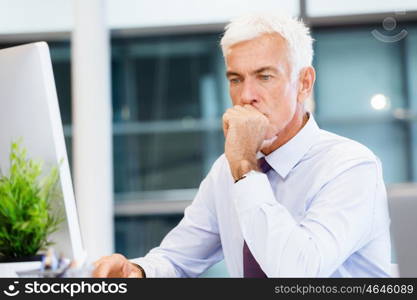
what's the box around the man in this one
[93,13,391,278]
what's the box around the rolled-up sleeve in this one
[232,160,380,277]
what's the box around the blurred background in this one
[1,0,417,276]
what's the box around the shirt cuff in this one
[232,171,276,214]
[129,257,153,278]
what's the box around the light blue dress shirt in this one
[132,113,391,277]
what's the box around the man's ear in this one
[297,66,316,104]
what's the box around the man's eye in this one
[229,78,241,84]
[260,75,272,81]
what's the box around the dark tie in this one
[242,157,271,278]
[258,156,272,174]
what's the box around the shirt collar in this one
[258,113,320,179]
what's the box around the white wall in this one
[0,0,73,34]
[108,0,299,29]
[307,0,417,17]
[0,0,299,35]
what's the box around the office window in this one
[313,25,415,183]
[115,214,183,258]
[111,35,228,195]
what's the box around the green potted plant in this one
[0,140,64,275]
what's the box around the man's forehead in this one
[226,52,289,76]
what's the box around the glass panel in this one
[133,55,207,121]
[313,27,410,183]
[314,28,405,119]
[50,43,72,125]
[113,129,224,193]
[115,214,183,258]
[111,36,225,123]
[111,35,227,193]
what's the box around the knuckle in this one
[112,253,125,261]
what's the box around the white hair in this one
[220,13,314,81]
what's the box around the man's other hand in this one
[92,253,144,278]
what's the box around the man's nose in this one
[240,79,258,105]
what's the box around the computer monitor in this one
[389,188,417,277]
[0,42,84,264]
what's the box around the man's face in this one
[225,33,301,139]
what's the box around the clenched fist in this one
[222,104,276,181]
